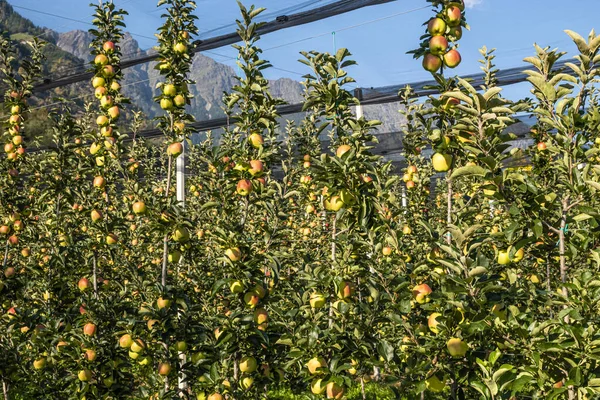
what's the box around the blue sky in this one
[6,0,597,100]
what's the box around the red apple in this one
[103,41,115,53]
[78,277,90,291]
[422,53,442,73]
[83,323,97,336]
[236,179,252,196]
[445,6,462,26]
[429,36,449,55]
[167,142,183,157]
[443,49,462,68]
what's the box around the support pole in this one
[176,141,186,394]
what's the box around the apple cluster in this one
[421,0,465,73]
[3,99,26,162]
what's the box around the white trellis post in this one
[176,140,186,393]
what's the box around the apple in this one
[83,323,97,336]
[102,65,115,78]
[163,84,177,97]
[33,357,47,370]
[157,297,172,309]
[21,248,30,257]
[426,375,446,392]
[497,250,510,265]
[96,115,109,127]
[306,204,315,213]
[130,351,141,359]
[244,292,259,308]
[447,338,468,357]
[138,356,152,366]
[248,133,264,148]
[161,98,174,110]
[147,319,159,330]
[108,106,120,120]
[84,349,97,361]
[91,209,102,223]
[412,283,432,304]
[428,312,441,333]
[110,81,120,91]
[174,94,186,108]
[103,41,115,53]
[172,227,190,243]
[336,144,351,158]
[167,142,184,158]
[307,357,326,374]
[100,96,113,108]
[449,25,463,40]
[337,281,353,300]
[94,87,107,100]
[4,143,14,153]
[513,248,525,262]
[422,53,442,73]
[158,362,171,376]
[427,17,447,35]
[230,280,244,294]
[207,394,223,400]
[443,49,462,68]
[78,277,90,291]
[173,43,187,54]
[239,356,257,373]
[248,160,264,176]
[225,247,242,262]
[311,379,326,394]
[253,308,268,325]
[445,6,462,26]
[240,376,254,390]
[432,153,452,172]
[175,341,187,352]
[119,334,133,348]
[92,77,105,88]
[106,233,118,245]
[253,285,266,299]
[382,246,392,256]
[236,179,252,196]
[537,142,547,151]
[7,235,18,246]
[9,135,21,147]
[130,339,145,353]
[429,36,449,55]
[309,293,326,309]
[168,250,181,263]
[326,381,344,399]
[132,201,146,215]
[324,195,344,211]
[0,225,10,235]
[78,369,92,382]
[94,54,109,66]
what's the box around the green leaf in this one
[451,165,488,179]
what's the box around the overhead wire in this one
[26,0,398,93]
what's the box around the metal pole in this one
[354,88,364,119]
[176,141,186,393]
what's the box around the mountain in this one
[1,0,405,145]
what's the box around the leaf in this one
[585,180,600,191]
[451,165,488,179]
[468,267,488,277]
[565,30,589,54]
